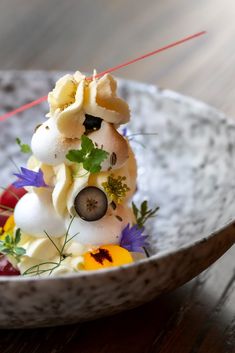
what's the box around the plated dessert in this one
[0,71,158,276]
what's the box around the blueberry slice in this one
[83,114,102,132]
[74,186,108,221]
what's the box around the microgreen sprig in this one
[132,200,159,229]
[23,217,79,276]
[66,135,109,174]
[0,228,26,263]
[16,138,32,154]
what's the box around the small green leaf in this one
[83,148,109,173]
[5,235,11,244]
[141,200,148,215]
[15,228,21,245]
[14,247,26,256]
[81,135,94,154]
[16,137,31,154]
[132,200,159,228]
[2,248,11,254]
[66,149,84,163]
[66,135,109,174]
[132,202,138,219]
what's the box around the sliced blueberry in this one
[74,186,108,221]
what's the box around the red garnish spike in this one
[90,31,206,80]
[0,31,206,122]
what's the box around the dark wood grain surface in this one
[0,1,234,352]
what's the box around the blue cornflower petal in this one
[13,167,48,189]
[120,223,149,253]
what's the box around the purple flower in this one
[120,223,149,253]
[13,167,48,189]
[122,127,127,137]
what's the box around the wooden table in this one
[0,0,234,352]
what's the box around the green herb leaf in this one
[16,137,32,154]
[66,135,109,174]
[5,235,11,244]
[15,228,21,245]
[0,228,26,262]
[14,247,26,256]
[132,200,159,228]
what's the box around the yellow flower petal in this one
[3,215,15,233]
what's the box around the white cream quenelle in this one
[14,71,137,272]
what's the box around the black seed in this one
[83,114,102,132]
[110,152,117,166]
[115,215,123,222]
[74,186,108,222]
[111,201,117,210]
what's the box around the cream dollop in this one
[52,164,73,216]
[84,74,130,125]
[47,71,130,139]
[18,235,86,276]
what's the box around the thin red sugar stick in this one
[0,31,206,122]
[90,30,206,80]
[0,95,48,122]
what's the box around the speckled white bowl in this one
[0,71,234,328]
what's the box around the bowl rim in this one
[0,72,234,282]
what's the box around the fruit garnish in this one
[83,114,102,132]
[83,245,133,270]
[66,135,109,174]
[0,184,26,209]
[74,186,108,222]
[0,185,27,227]
[0,255,20,276]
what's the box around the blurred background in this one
[0,0,233,115]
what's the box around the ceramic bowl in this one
[0,71,234,329]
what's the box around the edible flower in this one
[0,215,15,240]
[13,167,48,189]
[122,127,127,137]
[83,245,133,270]
[120,223,149,253]
[102,174,130,204]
